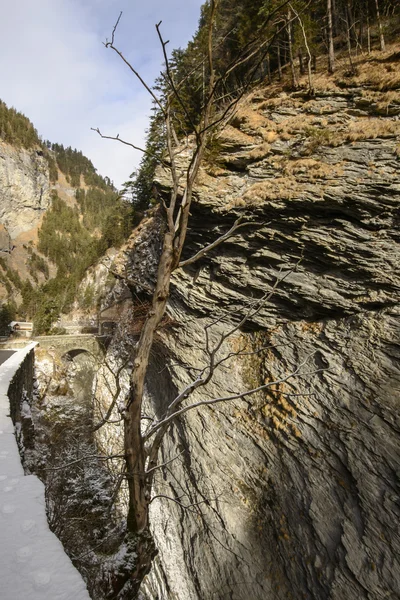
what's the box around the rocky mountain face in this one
[103,48,400,600]
[0,140,52,297]
[0,128,123,316]
[0,224,12,254]
[0,140,51,241]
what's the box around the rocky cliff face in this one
[100,49,400,600]
[0,224,12,254]
[0,140,51,240]
[0,139,52,298]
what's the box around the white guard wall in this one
[0,343,91,600]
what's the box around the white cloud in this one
[0,0,203,188]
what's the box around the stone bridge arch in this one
[33,334,105,362]
[61,348,92,362]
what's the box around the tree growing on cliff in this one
[92,0,357,595]
[327,0,335,73]
[93,1,292,594]
[96,0,291,526]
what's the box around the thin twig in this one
[179,218,265,268]
[104,12,165,115]
[91,128,170,169]
[44,454,125,471]
[146,356,326,440]
[145,451,185,475]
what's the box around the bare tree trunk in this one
[358,1,365,51]
[266,53,272,83]
[327,0,335,73]
[291,4,313,92]
[332,0,339,35]
[123,0,219,535]
[298,48,305,75]
[202,62,206,107]
[367,1,371,54]
[351,1,362,56]
[374,0,386,51]
[287,7,298,88]
[346,1,355,72]
[277,41,282,80]
[124,229,174,533]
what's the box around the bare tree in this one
[96,0,294,538]
[343,0,356,73]
[92,1,317,595]
[266,52,272,83]
[327,0,335,73]
[298,47,305,75]
[366,0,372,54]
[277,39,283,79]
[290,3,314,92]
[374,0,386,51]
[287,6,298,88]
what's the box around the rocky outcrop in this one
[0,140,53,299]
[0,141,51,240]
[113,76,400,599]
[0,224,12,254]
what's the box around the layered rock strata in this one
[102,56,400,600]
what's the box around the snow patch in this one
[0,343,91,600]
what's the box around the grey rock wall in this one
[0,141,51,240]
[116,86,400,600]
[0,224,12,254]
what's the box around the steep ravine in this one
[103,69,400,600]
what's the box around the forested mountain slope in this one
[0,100,132,333]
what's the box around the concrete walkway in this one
[0,344,91,600]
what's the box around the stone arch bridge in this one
[33,334,106,361]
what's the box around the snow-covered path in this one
[0,344,91,600]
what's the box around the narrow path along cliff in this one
[0,344,91,600]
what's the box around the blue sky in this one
[0,0,204,188]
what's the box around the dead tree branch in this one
[145,356,326,441]
[91,128,170,169]
[178,218,265,268]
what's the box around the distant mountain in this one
[0,99,133,333]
